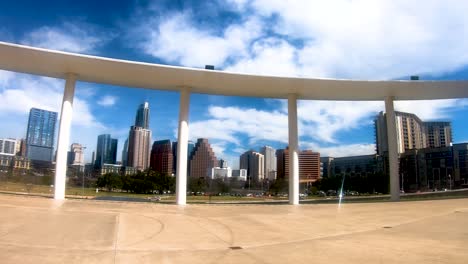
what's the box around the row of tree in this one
[96,169,175,194]
[95,169,389,195]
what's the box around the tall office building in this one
[375,111,452,155]
[0,138,17,156]
[240,150,265,182]
[189,138,217,178]
[425,122,452,148]
[67,143,85,165]
[299,150,321,183]
[94,134,117,168]
[260,146,277,180]
[276,147,320,183]
[122,138,128,166]
[276,149,288,179]
[172,140,195,175]
[127,102,152,171]
[25,108,58,162]
[150,139,173,175]
[127,126,151,171]
[135,102,150,129]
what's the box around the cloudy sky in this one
[1,0,468,168]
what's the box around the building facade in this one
[172,140,195,175]
[189,138,217,178]
[0,138,17,156]
[208,167,232,180]
[240,150,265,182]
[25,108,58,162]
[150,139,173,175]
[277,148,320,183]
[298,150,321,183]
[67,143,84,165]
[135,102,150,129]
[260,146,277,180]
[121,138,128,166]
[94,134,117,169]
[425,122,452,148]
[375,111,453,155]
[127,126,151,171]
[127,102,152,171]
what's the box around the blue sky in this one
[1,0,468,168]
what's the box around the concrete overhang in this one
[1,41,468,100]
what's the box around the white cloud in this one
[247,0,468,79]
[188,106,288,145]
[137,12,262,67]
[21,22,110,53]
[134,1,468,79]
[394,99,468,120]
[302,142,376,158]
[97,95,118,107]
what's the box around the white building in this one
[208,167,232,180]
[0,138,17,156]
[68,143,85,165]
[232,169,247,181]
[240,150,265,182]
[260,146,277,180]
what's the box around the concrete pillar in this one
[288,94,300,205]
[176,87,190,205]
[385,96,400,201]
[54,73,77,200]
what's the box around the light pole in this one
[448,174,452,190]
[82,146,86,197]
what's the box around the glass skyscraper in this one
[94,134,118,168]
[135,102,150,129]
[26,108,58,162]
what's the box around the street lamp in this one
[448,174,452,190]
[82,146,87,197]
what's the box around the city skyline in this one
[1,1,468,168]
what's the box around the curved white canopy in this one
[0,41,467,100]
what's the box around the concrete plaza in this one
[0,194,467,263]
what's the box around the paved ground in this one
[0,194,467,264]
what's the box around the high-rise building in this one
[0,138,17,156]
[299,150,321,183]
[276,148,288,179]
[67,143,85,165]
[135,102,150,129]
[150,139,173,175]
[127,126,151,171]
[276,147,320,183]
[240,150,265,182]
[94,134,118,168]
[18,139,27,157]
[172,140,195,175]
[260,146,277,180]
[375,111,452,155]
[189,138,217,178]
[425,122,452,148]
[127,102,152,171]
[122,138,128,166]
[25,108,58,161]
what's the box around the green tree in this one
[96,173,122,192]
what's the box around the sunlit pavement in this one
[0,194,467,264]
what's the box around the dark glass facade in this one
[26,108,58,162]
[94,134,117,168]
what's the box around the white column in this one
[385,96,400,201]
[176,87,190,205]
[54,73,77,200]
[288,94,300,205]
